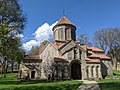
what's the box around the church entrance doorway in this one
[71,63,81,80]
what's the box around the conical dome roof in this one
[53,16,76,30]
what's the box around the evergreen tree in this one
[0,0,26,76]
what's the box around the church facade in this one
[19,16,112,80]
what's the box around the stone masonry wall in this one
[40,43,59,79]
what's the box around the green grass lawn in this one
[0,73,82,90]
[0,73,18,80]
[98,70,120,90]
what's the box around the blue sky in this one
[19,0,120,51]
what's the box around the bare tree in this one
[77,34,92,46]
[28,46,39,55]
[93,28,120,70]
[93,30,108,52]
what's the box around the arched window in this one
[71,29,75,40]
[79,50,81,59]
[54,30,57,40]
[65,28,68,40]
[74,47,77,59]
[65,28,69,40]
[61,28,64,39]
[58,29,61,40]
[86,66,89,78]
[91,66,94,78]
[96,66,99,78]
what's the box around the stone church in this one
[19,16,112,80]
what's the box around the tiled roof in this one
[39,41,64,51]
[85,58,100,63]
[80,45,111,60]
[80,45,104,52]
[99,55,111,59]
[24,55,41,60]
[50,42,66,49]
[89,53,100,58]
[89,53,111,60]
[50,42,59,49]
[59,43,66,48]
[90,47,104,52]
[54,56,68,62]
[53,16,76,30]
[80,45,91,51]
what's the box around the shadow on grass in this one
[0,79,81,84]
[98,82,120,90]
[0,80,81,90]
[7,84,79,90]
[0,80,48,84]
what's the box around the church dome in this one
[52,16,76,31]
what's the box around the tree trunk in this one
[3,58,8,78]
[0,64,3,77]
[114,57,117,70]
[3,64,6,78]
[11,62,14,73]
[5,63,8,74]
[112,56,117,70]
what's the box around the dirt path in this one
[77,80,100,90]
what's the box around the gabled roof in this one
[85,58,100,63]
[80,45,111,60]
[39,41,49,54]
[88,53,111,60]
[44,42,66,50]
[80,45,91,51]
[39,41,59,54]
[53,16,76,30]
[24,55,42,60]
[80,45,104,52]
[88,53,100,58]
[50,42,59,49]
[99,55,111,59]
[90,47,104,52]
[59,43,66,48]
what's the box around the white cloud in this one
[34,23,52,41]
[23,21,58,51]
[23,40,38,51]
[16,34,24,38]
[50,21,58,30]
